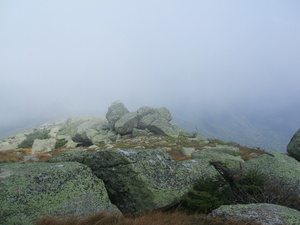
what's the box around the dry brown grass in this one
[35,210,259,225]
[17,148,33,154]
[0,150,24,163]
[36,153,52,161]
[170,151,192,161]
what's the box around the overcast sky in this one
[1,1,300,132]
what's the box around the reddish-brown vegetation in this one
[35,210,259,225]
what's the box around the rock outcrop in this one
[47,148,218,215]
[106,103,184,138]
[0,162,120,224]
[0,101,187,151]
[208,203,300,225]
[287,128,300,161]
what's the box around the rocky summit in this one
[0,101,186,153]
[0,101,300,225]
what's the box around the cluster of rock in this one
[106,101,185,137]
[0,101,187,153]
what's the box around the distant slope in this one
[173,109,298,152]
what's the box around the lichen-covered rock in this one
[32,138,56,153]
[243,151,300,192]
[106,101,129,129]
[205,145,240,156]
[208,203,300,225]
[181,147,195,157]
[0,162,120,225]
[47,148,218,215]
[149,118,180,137]
[137,106,172,121]
[287,128,300,161]
[0,134,26,151]
[136,106,172,129]
[132,128,150,137]
[114,112,139,134]
[192,149,244,168]
[58,116,114,146]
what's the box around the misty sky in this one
[1,1,300,133]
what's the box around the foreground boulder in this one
[243,151,300,193]
[0,162,120,225]
[208,203,300,225]
[47,148,218,215]
[287,128,300,161]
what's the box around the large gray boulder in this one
[208,203,300,225]
[114,112,139,135]
[0,162,120,225]
[149,118,181,137]
[106,101,129,130]
[287,128,300,161]
[136,106,172,129]
[32,138,56,153]
[47,148,218,215]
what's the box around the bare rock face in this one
[208,203,300,225]
[106,101,130,130]
[287,128,300,161]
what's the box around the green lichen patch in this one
[0,162,120,225]
[48,148,218,215]
[208,203,300,225]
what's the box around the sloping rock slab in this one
[192,149,244,168]
[47,148,218,215]
[149,118,180,137]
[208,203,300,225]
[0,162,120,225]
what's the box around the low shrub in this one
[180,161,300,213]
[55,139,68,149]
[18,129,50,148]
[180,176,226,213]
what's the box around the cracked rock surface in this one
[48,148,218,214]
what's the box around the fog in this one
[1,1,300,150]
